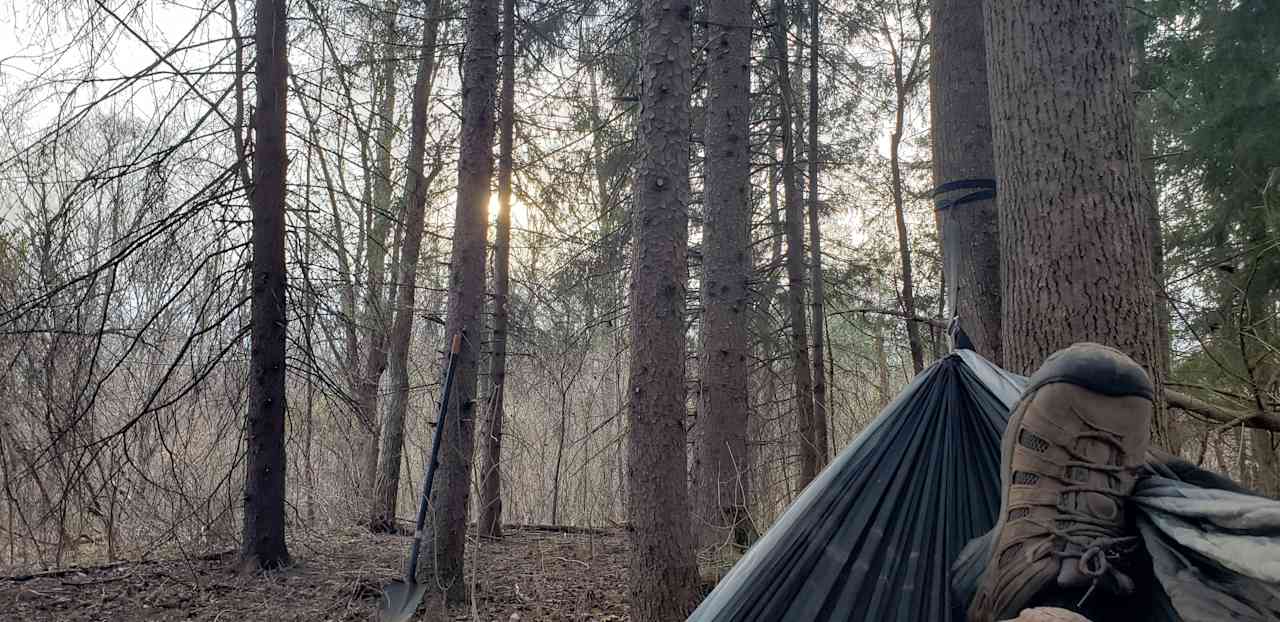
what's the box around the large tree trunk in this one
[929,0,1001,365]
[369,0,445,534]
[241,0,290,571]
[478,0,516,540]
[693,0,752,552]
[986,0,1161,383]
[626,0,699,617]
[420,0,499,600]
[355,0,402,519]
[806,0,829,470]
[772,0,819,489]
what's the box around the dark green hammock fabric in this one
[689,351,1023,622]
[689,349,1280,622]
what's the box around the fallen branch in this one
[62,572,132,587]
[1164,388,1280,433]
[833,308,947,329]
[550,556,591,569]
[506,524,614,536]
[2,549,234,583]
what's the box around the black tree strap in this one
[933,178,997,211]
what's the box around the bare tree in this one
[806,0,829,468]
[882,3,928,374]
[353,0,404,513]
[771,0,820,487]
[370,0,447,534]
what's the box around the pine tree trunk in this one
[478,0,516,540]
[693,0,752,551]
[627,0,699,616]
[421,0,499,600]
[369,0,444,534]
[806,0,829,470]
[241,0,290,571]
[986,0,1161,383]
[772,0,819,488]
[930,0,1001,365]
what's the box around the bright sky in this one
[0,0,934,263]
[1,1,229,129]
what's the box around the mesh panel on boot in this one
[1020,430,1049,452]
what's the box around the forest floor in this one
[0,526,632,621]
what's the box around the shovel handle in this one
[404,331,463,582]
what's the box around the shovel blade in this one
[379,579,428,622]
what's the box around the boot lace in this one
[1036,429,1139,605]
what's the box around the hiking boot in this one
[968,343,1153,622]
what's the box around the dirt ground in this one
[0,526,631,621]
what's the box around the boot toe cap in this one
[1027,342,1153,399]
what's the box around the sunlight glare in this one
[488,193,530,229]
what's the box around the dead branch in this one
[833,308,948,329]
[1165,388,1280,433]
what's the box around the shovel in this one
[379,332,462,622]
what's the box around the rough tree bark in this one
[626,0,699,617]
[693,0,752,551]
[772,0,819,488]
[241,0,290,571]
[369,0,444,534]
[930,0,1002,365]
[985,0,1162,384]
[478,0,516,540]
[420,0,499,600]
[806,0,829,469]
